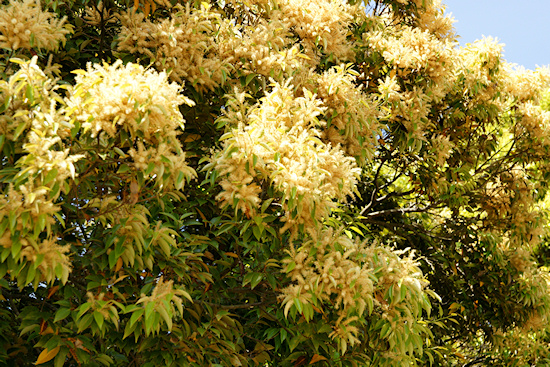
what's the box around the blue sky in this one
[443,0,550,70]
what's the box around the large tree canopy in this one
[1,0,550,366]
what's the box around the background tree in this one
[1,0,550,366]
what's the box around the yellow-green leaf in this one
[309,354,328,364]
[35,346,60,365]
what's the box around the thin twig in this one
[365,203,441,217]
[360,159,387,216]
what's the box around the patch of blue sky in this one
[443,0,550,70]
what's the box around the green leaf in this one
[144,311,156,335]
[0,95,8,112]
[158,302,172,330]
[243,272,263,289]
[145,162,156,176]
[250,272,262,289]
[54,308,71,323]
[144,302,155,322]
[280,328,287,342]
[288,335,301,352]
[37,214,47,233]
[108,250,118,269]
[117,164,131,173]
[367,296,374,315]
[114,147,127,157]
[96,354,114,366]
[77,314,93,332]
[285,261,296,273]
[215,310,230,321]
[25,84,34,105]
[13,121,27,140]
[290,186,297,200]
[265,327,278,340]
[0,220,7,238]
[93,311,104,330]
[260,198,273,213]
[123,319,137,340]
[8,211,17,233]
[43,169,59,185]
[25,265,36,285]
[293,298,303,313]
[11,238,22,258]
[76,302,92,320]
[176,170,186,189]
[380,323,391,339]
[53,347,68,367]
[245,73,255,86]
[252,225,261,241]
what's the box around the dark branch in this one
[365,203,441,217]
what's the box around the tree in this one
[1,0,550,365]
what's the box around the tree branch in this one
[365,218,453,242]
[374,188,415,204]
[360,160,385,216]
[365,203,441,218]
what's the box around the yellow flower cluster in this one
[0,184,59,245]
[95,199,156,269]
[276,0,357,63]
[315,64,380,161]
[0,191,59,281]
[282,230,375,319]
[67,60,192,140]
[455,37,504,104]
[415,0,456,41]
[367,18,456,142]
[128,141,196,190]
[504,65,550,103]
[2,58,82,187]
[0,57,70,140]
[117,3,227,91]
[484,168,544,252]
[484,169,530,219]
[218,17,303,80]
[136,276,191,335]
[426,134,454,166]
[517,102,550,143]
[20,238,71,284]
[0,58,82,286]
[368,24,455,85]
[22,133,83,183]
[396,87,433,140]
[212,80,360,233]
[281,228,431,358]
[508,247,534,273]
[66,61,196,189]
[15,62,84,181]
[514,269,550,322]
[0,0,71,51]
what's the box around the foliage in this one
[1,0,550,366]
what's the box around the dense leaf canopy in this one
[1,0,550,366]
